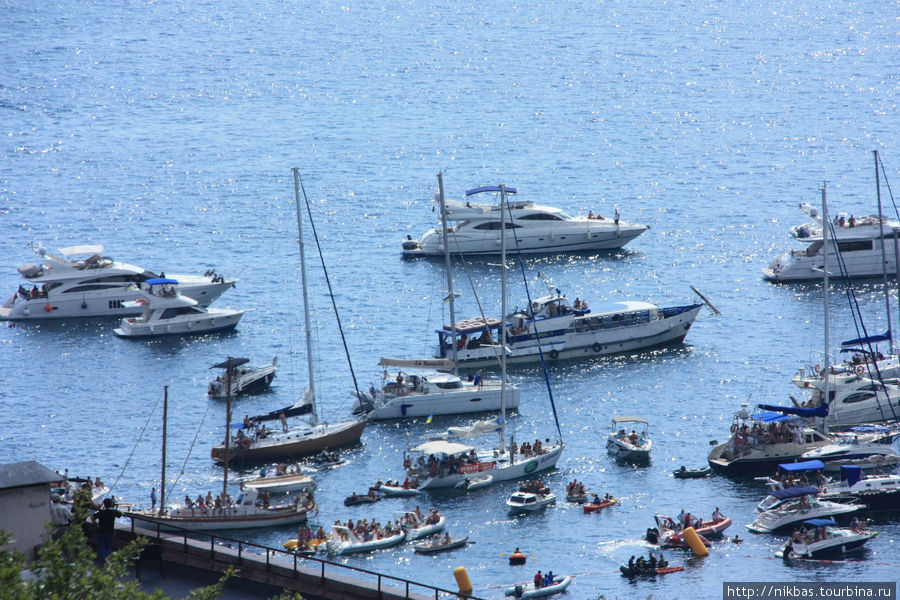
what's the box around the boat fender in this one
[681,526,709,557]
[238,438,251,449]
[549,350,559,360]
[592,342,602,353]
[44,304,53,312]
[453,566,473,595]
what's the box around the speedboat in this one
[757,486,821,513]
[435,288,712,368]
[208,358,278,398]
[819,465,900,511]
[607,416,651,461]
[394,510,446,540]
[649,514,732,547]
[503,575,573,598]
[776,519,877,558]
[506,491,556,513]
[1,243,235,320]
[747,495,862,533]
[352,368,519,419]
[240,468,315,495]
[763,202,900,282]
[455,474,493,491]
[673,466,710,478]
[402,184,647,256]
[404,439,563,490]
[707,405,832,476]
[113,279,246,338]
[800,428,900,471]
[412,535,469,554]
[324,525,406,556]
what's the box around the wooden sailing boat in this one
[403,179,564,489]
[211,169,366,464]
[126,385,311,531]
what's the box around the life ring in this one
[855,365,865,375]
[238,438,251,449]
[592,343,603,353]
[549,350,559,360]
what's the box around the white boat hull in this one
[114,308,246,337]
[362,384,520,419]
[128,505,308,531]
[504,576,573,598]
[409,225,647,256]
[326,531,406,555]
[413,445,563,490]
[747,501,862,533]
[242,473,316,494]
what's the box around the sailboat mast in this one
[293,168,318,427]
[222,358,233,501]
[874,149,894,355]
[822,185,831,428]
[437,172,458,374]
[499,184,509,452]
[159,385,167,517]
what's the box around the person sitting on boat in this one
[628,556,635,571]
[635,556,647,570]
[591,493,601,504]
[544,570,555,586]
[533,439,543,454]
[441,532,452,545]
[657,554,668,568]
[628,430,639,445]
[798,494,810,509]
[712,507,724,521]
[648,553,657,570]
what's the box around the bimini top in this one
[802,518,838,527]
[611,416,648,425]
[411,440,474,456]
[777,460,825,472]
[465,186,518,196]
[145,278,179,285]
[211,357,250,369]
[768,486,819,500]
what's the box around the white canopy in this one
[411,440,474,456]
[379,357,455,370]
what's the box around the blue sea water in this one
[2,0,899,597]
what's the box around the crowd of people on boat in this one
[532,569,559,588]
[566,479,587,499]
[626,552,668,572]
[519,479,551,495]
[511,439,549,458]
[292,525,328,552]
[17,284,49,300]
[730,421,806,455]
[332,515,400,542]
[771,467,827,490]
[181,490,235,514]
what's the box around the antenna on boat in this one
[293,169,319,426]
[499,183,509,455]
[874,149,894,356]
[821,183,831,434]
[437,172,459,375]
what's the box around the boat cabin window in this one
[435,381,463,390]
[472,221,520,230]
[837,240,873,253]
[840,392,875,404]
[518,213,564,221]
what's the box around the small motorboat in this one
[379,484,421,497]
[607,416,652,462]
[241,469,315,495]
[324,525,406,556]
[208,357,278,398]
[343,492,379,506]
[583,496,618,513]
[649,514,731,546]
[775,519,878,559]
[507,491,556,514]
[565,491,587,503]
[412,535,469,554]
[394,510,446,540]
[619,564,684,578]
[455,473,493,491]
[503,575,573,598]
[673,466,710,479]
[283,537,325,555]
[747,495,863,533]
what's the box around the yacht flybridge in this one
[1,243,235,320]
[402,185,648,256]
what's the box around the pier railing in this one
[126,515,484,600]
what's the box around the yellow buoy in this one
[681,526,709,557]
[453,566,473,595]
[284,539,298,550]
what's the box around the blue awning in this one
[750,411,792,423]
[145,278,179,285]
[778,460,825,472]
[757,403,829,418]
[840,465,863,487]
[841,330,891,347]
[769,486,819,500]
[465,186,518,196]
[803,518,838,527]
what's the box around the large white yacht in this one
[1,243,235,320]
[435,288,709,368]
[763,203,900,282]
[402,185,648,256]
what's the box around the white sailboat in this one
[210,169,366,464]
[404,177,564,490]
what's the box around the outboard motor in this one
[645,527,659,544]
[513,585,524,598]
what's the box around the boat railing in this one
[126,513,483,600]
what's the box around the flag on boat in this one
[426,413,434,425]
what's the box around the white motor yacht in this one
[352,368,519,419]
[402,185,648,256]
[776,518,877,558]
[1,243,235,320]
[435,288,711,368]
[112,279,247,338]
[797,373,900,429]
[747,495,862,533]
[763,202,900,282]
[606,416,652,462]
[506,491,557,513]
[819,465,900,512]
[800,428,900,471]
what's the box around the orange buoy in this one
[44,304,53,312]
[453,566,473,595]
